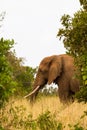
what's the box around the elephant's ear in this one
[48,60,62,85]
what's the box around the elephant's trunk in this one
[24,72,46,102]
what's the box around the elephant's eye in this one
[42,70,48,74]
[39,69,42,72]
[39,69,47,74]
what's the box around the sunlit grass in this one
[0,96,87,130]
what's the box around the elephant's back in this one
[61,54,75,72]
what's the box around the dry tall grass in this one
[0,96,87,130]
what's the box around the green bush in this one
[57,1,87,102]
[0,38,16,107]
[0,37,36,107]
[37,111,62,130]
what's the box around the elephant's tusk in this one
[24,86,40,98]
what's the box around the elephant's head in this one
[24,55,62,101]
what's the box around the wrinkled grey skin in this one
[30,54,80,103]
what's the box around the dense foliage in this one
[0,38,16,107]
[6,51,36,95]
[0,37,36,107]
[57,1,87,102]
[79,0,87,10]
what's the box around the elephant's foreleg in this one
[58,88,70,103]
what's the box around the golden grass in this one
[1,96,87,130]
[57,101,87,129]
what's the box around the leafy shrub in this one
[57,1,87,102]
[0,37,36,107]
[0,38,16,107]
[37,110,63,130]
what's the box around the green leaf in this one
[82,75,87,81]
[85,80,87,85]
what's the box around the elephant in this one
[24,54,80,103]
